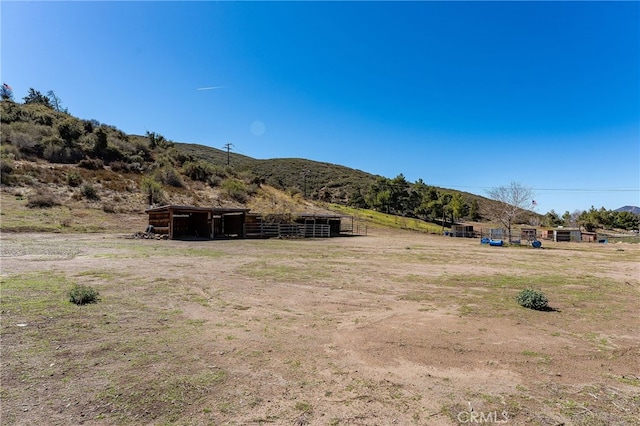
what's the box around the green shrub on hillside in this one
[183,160,215,182]
[156,167,184,188]
[141,176,166,205]
[66,171,83,187]
[80,184,100,200]
[222,178,249,203]
[1,159,14,185]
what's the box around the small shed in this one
[520,228,538,242]
[451,224,474,237]
[581,232,597,243]
[553,228,581,242]
[145,205,249,240]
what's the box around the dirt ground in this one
[1,230,639,425]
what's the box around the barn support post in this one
[169,208,174,240]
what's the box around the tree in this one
[94,127,109,155]
[23,88,52,107]
[449,193,469,222]
[348,188,367,209]
[366,177,392,213]
[614,211,640,230]
[469,199,481,221]
[47,90,67,113]
[486,181,535,242]
[146,131,172,149]
[389,174,410,215]
[56,118,82,146]
[578,207,598,232]
[543,210,563,227]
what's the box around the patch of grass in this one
[294,401,313,413]
[1,272,77,317]
[242,260,330,282]
[329,204,444,233]
[617,375,640,387]
[398,291,432,302]
[101,370,226,422]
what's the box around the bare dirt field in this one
[1,230,639,425]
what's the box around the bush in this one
[141,176,166,205]
[157,167,184,188]
[78,158,104,170]
[26,190,60,208]
[68,284,100,305]
[42,136,83,163]
[207,175,222,188]
[81,183,100,200]
[66,171,83,187]
[517,288,549,311]
[109,160,128,172]
[221,178,249,203]
[183,160,215,182]
[1,159,14,185]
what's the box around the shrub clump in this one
[517,288,548,311]
[66,171,83,187]
[78,158,104,170]
[68,284,100,305]
[156,167,184,188]
[221,178,249,203]
[80,183,100,200]
[26,190,60,208]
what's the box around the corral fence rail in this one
[245,223,331,238]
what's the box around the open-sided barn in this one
[145,206,355,240]
[145,205,250,240]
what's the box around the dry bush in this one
[26,190,60,208]
[78,158,104,170]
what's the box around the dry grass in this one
[1,231,638,425]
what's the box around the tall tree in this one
[486,181,535,242]
[543,210,563,227]
[469,199,481,221]
[47,90,67,113]
[389,174,410,214]
[23,88,52,107]
[449,193,469,222]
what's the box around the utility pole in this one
[223,143,233,166]
[301,169,310,198]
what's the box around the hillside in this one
[615,205,640,215]
[0,99,502,224]
[2,99,638,235]
[176,142,379,203]
[174,142,497,215]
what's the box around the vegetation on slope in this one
[1,91,637,234]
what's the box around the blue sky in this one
[2,1,638,214]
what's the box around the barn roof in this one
[145,205,250,214]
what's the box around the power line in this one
[429,185,639,193]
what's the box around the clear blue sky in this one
[2,1,639,214]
